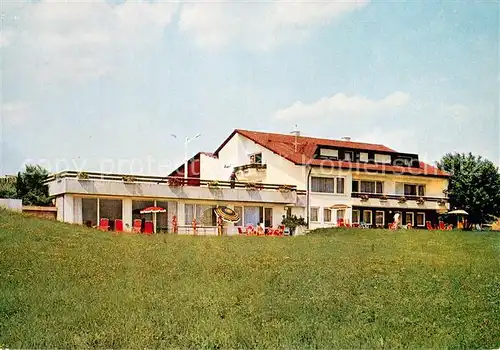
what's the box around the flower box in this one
[278,185,293,192]
[168,178,183,187]
[360,195,369,202]
[77,172,89,180]
[379,195,388,202]
[438,199,446,206]
[398,196,407,203]
[245,182,263,190]
[416,197,425,205]
[208,180,220,188]
[122,175,136,183]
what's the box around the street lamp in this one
[171,133,201,180]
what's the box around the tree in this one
[437,153,500,224]
[0,176,17,198]
[15,165,52,206]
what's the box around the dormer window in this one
[319,148,338,159]
[249,152,262,164]
[374,153,391,164]
[344,151,353,162]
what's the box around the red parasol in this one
[140,206,166,214]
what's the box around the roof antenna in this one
[291,124,300,152]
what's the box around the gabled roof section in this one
[213,129,449,177]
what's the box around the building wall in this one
[55,193,288,235]
[208,133,307,188]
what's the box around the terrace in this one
[46,171,305,205]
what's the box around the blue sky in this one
[1,0,498,175]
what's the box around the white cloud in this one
[440,104,469,120]
[274,91,410,120]
[179,0,369,50]
[3,0,179,82]
[2,102,30,126]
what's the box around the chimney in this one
[291,125,300,152]
[341,136,351,141]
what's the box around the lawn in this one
[0,209,499,349]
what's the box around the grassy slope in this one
[0,209,499,349]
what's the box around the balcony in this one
[234,163,267,182]
[351,192,448,210]
[46,171,298,205]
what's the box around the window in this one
[418,185,425,196]
[354,180,384,194]
[82,198,98,227]
[264,208,273,227]
[337,209,346,221]
[99,198,122,221]
[249,152,262,164]
[311,177,335,193]
[344,151,353,161]
[352,181,359,192]
[376,211,385,226]
[352,210,360,224]
[323,208,332,222]
[319,148,338,159]
[363,210,372,225]
[185,204,216,225]
[374,154,391,164]
[244,206,263,226]
[336,178,345,194]
[234,206,243,226]
[185,204,194,225]
[416,212,425,227]
[404,184,417,196]
[360,152,369,162]
[406,212,414,226]
[310,207,319,222]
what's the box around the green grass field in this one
[0,209,499,349]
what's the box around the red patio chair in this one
[114,219,123,232]
[132,219,142,233]
[439,221,445,230]
[99,218,109,231]
[337,218,345,227]
[246,225,255,236]
[237,227,246,235]
[426,221,434,230]
[144,221,154,235]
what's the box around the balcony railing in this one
[233,163,267,172]
[45,170,296,192]
[351,192,447,203]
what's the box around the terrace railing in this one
[351,192,448,203]
[45,171,303,192]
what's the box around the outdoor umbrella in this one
[140,206,166,233]
[140,206,167,214]
[447,209,468,215]
[214,206,240,223]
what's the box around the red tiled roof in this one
[214,129,449,177]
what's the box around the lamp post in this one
[171,133,202,180]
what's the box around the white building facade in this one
[48,129,449,233]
